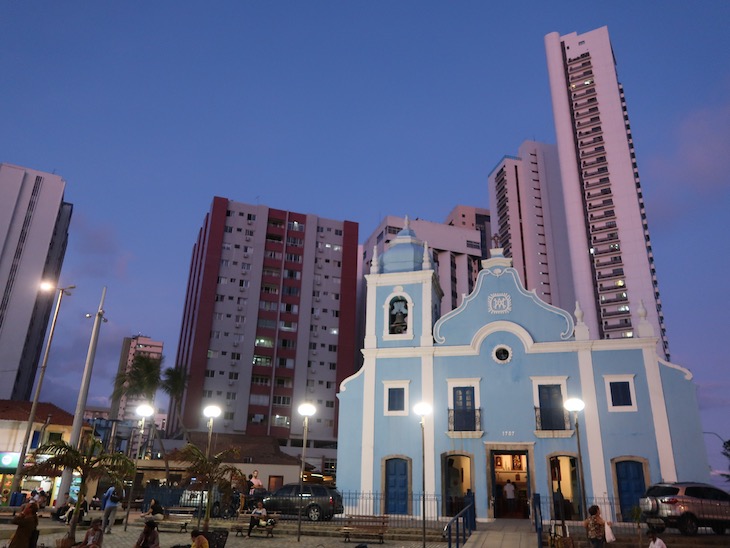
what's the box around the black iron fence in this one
[534,493,730,537]
[340,490,447,529]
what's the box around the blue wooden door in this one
[616,461,645,521]
[385,458,409,514]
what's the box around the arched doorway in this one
[442,454,472,516]
[549,455,581,520]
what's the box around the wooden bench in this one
[231,512,279,538]
[162,507,197,533]
[341,515,389,544]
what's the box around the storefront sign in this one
[0,452,20,471]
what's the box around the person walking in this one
[9,501,39,548]
[583,504,611,548]
[101,484,124,534]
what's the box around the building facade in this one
[488,141,573,308]
[110,335,164,422]
[172,197,358,475]
[337,225,707,523]
[544,27,669,358]
[0,164,72,400]
[0,400,80,505]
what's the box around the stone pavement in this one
[1,520,450,548]
[0,517,541,548]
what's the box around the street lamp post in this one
[11,283,74,498]
[57,286,108,505]
[123,404,154,531]
[200,405,221,531]
[564,398,587,518]
[297,403,316,542]
[414,402,432,548]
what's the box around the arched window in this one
[389,296,408,334]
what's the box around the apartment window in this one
[328,344,338,352]
[605,375,637,412]
[283,286,300,296]
[228,372,239,380]
[251,375,270,386]
[278,358,294,369]
[231,352,241,360]
[207,350,219,359]
[288,221,304,231]
[272,415,290,428]
[252,355,272,367]
[226,392,237,401]
[250,394,269,406]
[247,213,256,222]
[383,381,409,416]
[272,395,291,406]
[205,370,215,378]
[279,339,296,349]
[285,253,302,263]
[325,401,335,408]
[202,390,213,398]
[329,362,336,370]
[280,320,297,331]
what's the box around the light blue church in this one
[337,221,709,522]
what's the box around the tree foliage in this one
[23,435,134,542]
[177,443,240,531]
[111,354,190,480]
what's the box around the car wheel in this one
[307,505,322,521]
[679,514,699,536]
[711,525,726,535]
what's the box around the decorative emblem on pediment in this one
[488,293,512,314]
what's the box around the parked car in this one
[639,482,730,535]
[262,483,344,521]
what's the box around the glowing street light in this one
[297,402,316,542]
[11,282,74,497]
[199,404,221,531]
[564,397,587,518]
[414,402,432,548]
[123,403,154,531]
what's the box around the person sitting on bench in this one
[247,501,267,537]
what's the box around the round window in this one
[492,345,512,364]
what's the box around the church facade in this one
[336,222,708,522]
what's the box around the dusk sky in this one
[2,3,729,481]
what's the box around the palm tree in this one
[177,443,240,531]
[23,435,134,542]
[112,354,174,479]
[161,365,190,441]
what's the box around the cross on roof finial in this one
[491,233,501,247]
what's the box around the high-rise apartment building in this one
[0,164,72,400]
[488,141,574,307]
[491,27,667,357]
[173,197,358,474]
[110,335,164,422]
[443,205,492,259]
[361,214,488,315]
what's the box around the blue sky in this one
[2,2,729,480]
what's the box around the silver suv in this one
[639,482,730,535]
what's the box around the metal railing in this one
[340,490,444,529]
[442,493,475,548]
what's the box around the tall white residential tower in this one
[544,27,668,357]
[0,164,72,400]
